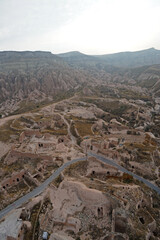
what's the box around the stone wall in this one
[87,156,119,176]
[91,142,120,160]
[0,170,26,190]
[19,130,42,143]
[5,149,53,165]
[38,142,56,149]
[58,136,70,145]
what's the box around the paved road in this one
[1,152,160,220]
[88,152,160,195]
[0,157,86,220]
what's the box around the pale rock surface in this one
[49,231,75,240]
[0,209,23,240]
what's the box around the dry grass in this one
[33,114,52,122]
[75,121,93,137]
[65,114,83,121]
[41,128,68,135]
[7,180,29,195]
[118,88,151,101]
[11,99,51,115]
[0,120,21,142]
[11,119,25,130]
[125,141,156,153]
[78,97,131,117]
[64,161,88,177]
[24,202,41,240]
[125,142,155,163]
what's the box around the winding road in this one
[0,152,160,221]
[0,157,86,220]
[88,152,160,195]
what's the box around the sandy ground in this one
[0,208,23,240]
[49,232,75,240]
[49,180,111,221]
[68,107,95,119]
[0,96,73,128]
[0,141,11,159]
[0,112,34,127]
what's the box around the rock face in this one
[49,180,114,233]
[49,232,75,240]
[0,209,23,240]
[1,48,160,112]
[0,51,87,104]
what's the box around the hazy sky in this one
[0,0,160,54]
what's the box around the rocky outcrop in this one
[49,180,114,233]
[0,51,89,104]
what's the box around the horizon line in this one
[0,47,159,56]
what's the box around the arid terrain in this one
[0,49,160,240]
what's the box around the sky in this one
[0,0,160,54]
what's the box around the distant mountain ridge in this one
[58,48,160,68]
[94,47,160,68]
[0,48,160,112]
[58,51,99,68]
[0,51,64,72]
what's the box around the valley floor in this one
[0,87,160,240]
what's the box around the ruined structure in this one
[0,170,26,190]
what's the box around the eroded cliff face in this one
[0,51,90,116]
[1,50,160,117]
[0,51,93,109]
